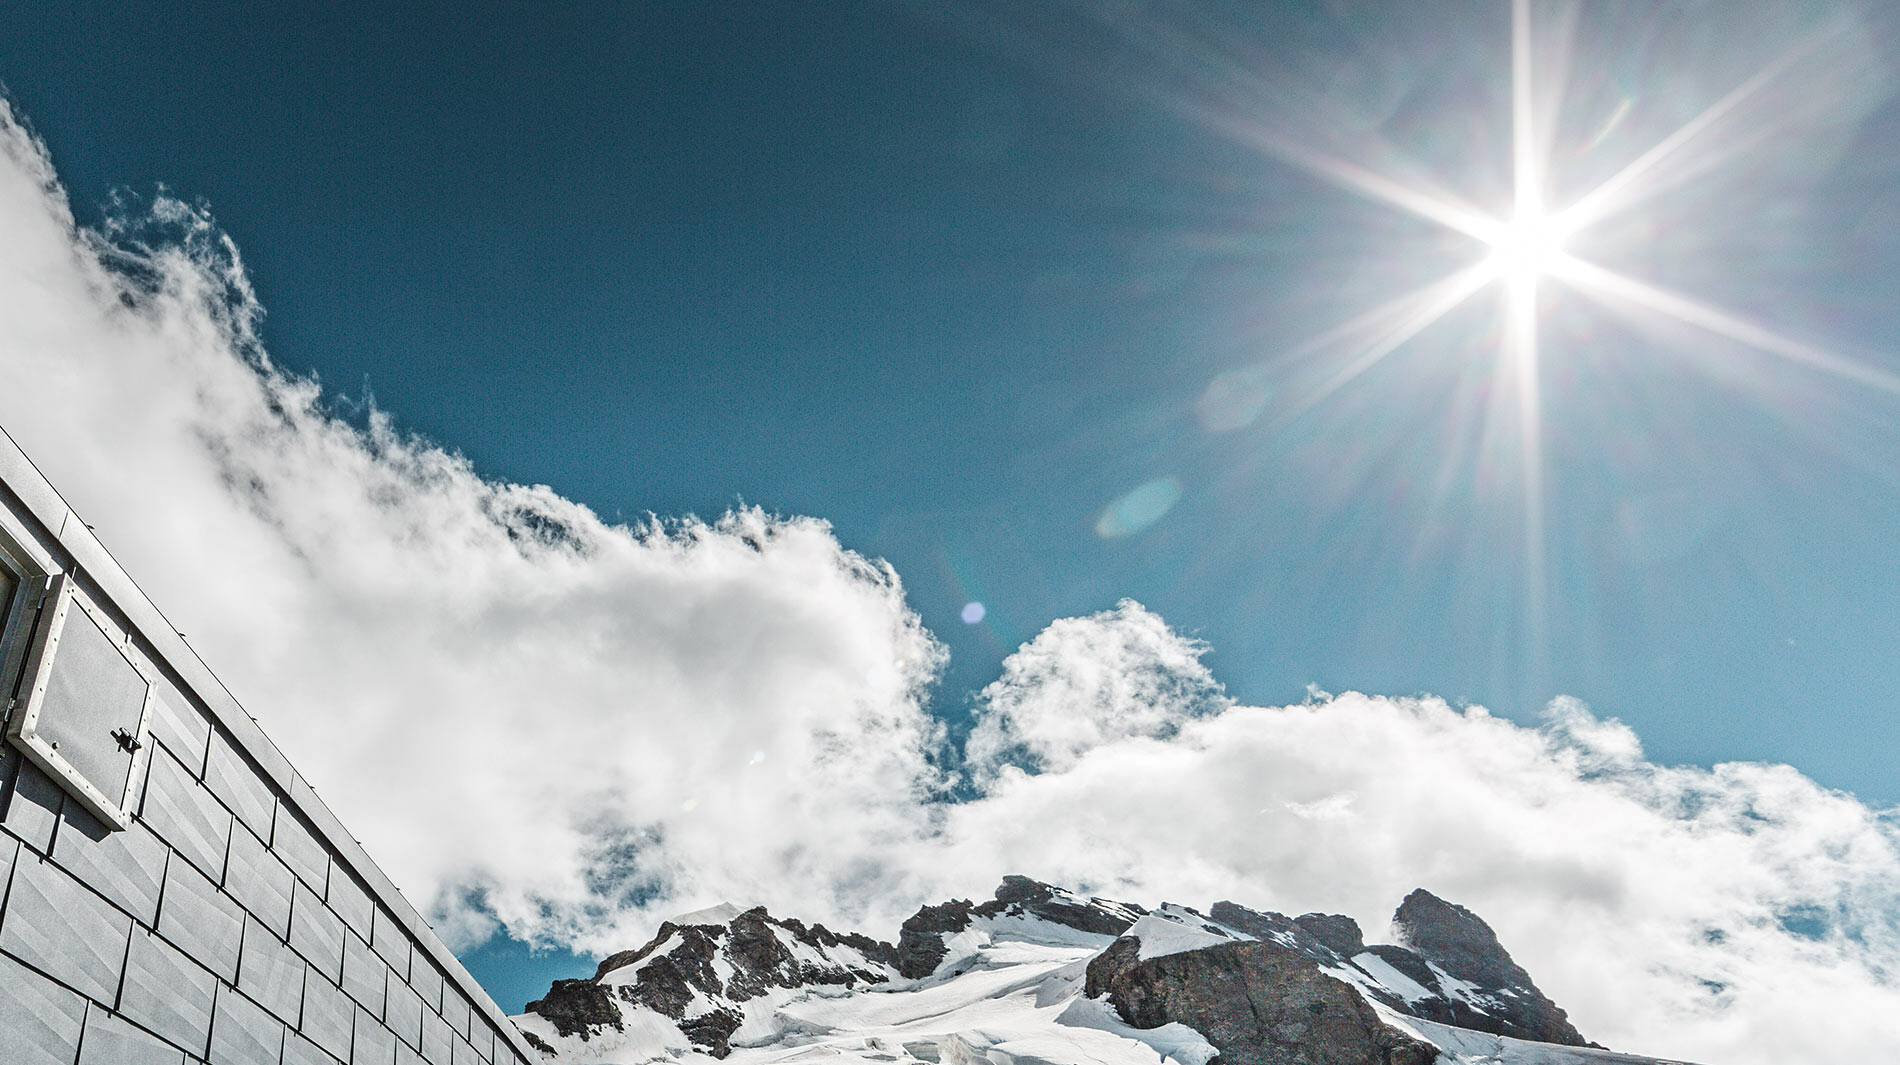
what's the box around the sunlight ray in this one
[1558,257,1900,396]
[1286,262,1498,418]
[1507,0,1548,694]
[1214,119,1500,243]
[1555,28,1832,233]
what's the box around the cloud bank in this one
[3,104,1898,1063]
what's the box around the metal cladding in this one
[0,427,535,1064]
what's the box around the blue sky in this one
[7,0,1900,1023]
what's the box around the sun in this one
[1482,207,1572,292]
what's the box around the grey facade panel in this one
[301,970,356,1061]
[142,747,232,881]
[204,734,276,843]
[285,1030,346,1065]
[286,1030,346,1065]
[76,1009,188,1065]
[0,853,132,1002]
[2,748,65,854]
[352,1009,398,1065]
[419,1009,453,1065]
[385,977,423,1050]
[273,805,328,891]
[441,993,471,1042]
[120,929,217,1058]
[327,863,374,939]
[370,904,411,980]
[342,929,388,1016]
[225,822,296,939]
[157,856,246,983]
[449,1032,478,1065]
[0,950,87,1065]
[409,958,443,1016]
[397,1040,427,1065]
[290,879,347,984]
[51,805,169,927]
[208,984,286,1065]
[238,915,307,1026]
[146,675,211,777]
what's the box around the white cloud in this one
[965,599,1228,783]
[0,103,947,952]
[4,102,1900,1063]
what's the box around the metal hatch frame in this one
[5,573,157,829]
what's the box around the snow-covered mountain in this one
[512,877,1697,1065]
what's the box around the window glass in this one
[36,603,149,799]
[0,568,15,636]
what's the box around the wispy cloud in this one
[3,103,1897,1063]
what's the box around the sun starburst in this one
[1174,0,1900,689]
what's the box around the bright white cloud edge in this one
[1,104,1896,1065]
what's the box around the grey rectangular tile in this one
[77,1010,187,1065]
[384,978,423,1050]
[0,832,17,900]
[352,1009,398,1065]
[285,1031,345,1065]
[0,853,132,1002]
[370,905,411,981]
[397,1041,426,1065]
[290,880,346,983]
[342,929,388,1016]
[224,822,294,938]
[0,951,87,1065]
[146,675,210,778]
[326,863,374,938]
[156,856,244,983]
[204,733,275,842]
[2,748,65,854]
[208,985,285,1065]
[238,915,306,1026]
[475,1027,495,1064]
[140,747,230,881]
[442,993,471,1041]
[449,1033,478,1065]
[273,806,328,891]
[300,970,355,1062]
[408,957,443,1015]
[51,806,168,926]
[419,1010,453,1065]
[120,929,217,1058]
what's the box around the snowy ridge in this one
[514,878,1698,1065]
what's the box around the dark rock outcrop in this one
[1391,890,1587,1046]
[1294,913,1366,958]
[1085,936,1438,1065]
[524,904,899,1056]
[524,979,623,1039]
[896,876,1146,978]
[896,898,978,979]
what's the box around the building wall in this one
[0,429,537,1065]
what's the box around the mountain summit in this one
[513,877,1688,1065]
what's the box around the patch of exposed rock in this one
[1390,889,1587,1046]
[523,904,900,1057]
[1084,935,1438,1065]
[523,979,622,1040]
[896,875,1148,978]
[1203,894,1588,1048]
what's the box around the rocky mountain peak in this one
[896,875,1147,978]
[516,878,1632,1065]
[1387,889,1587,1047]
[523,902,898,1059]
